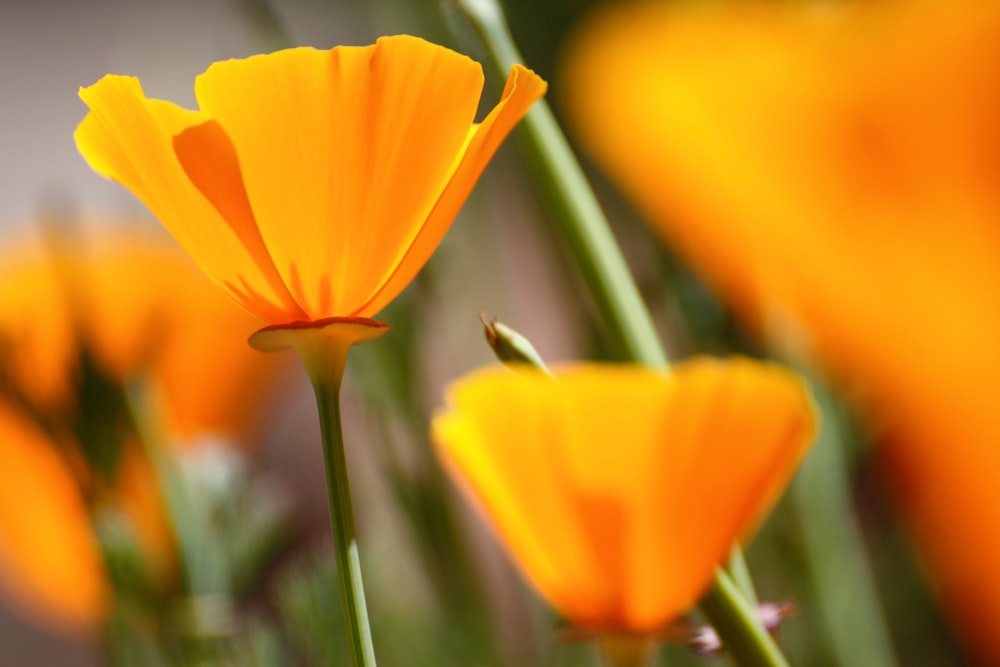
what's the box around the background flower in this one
[0,404,106,632]
[562,1,1000,661]
[0,218,291,631]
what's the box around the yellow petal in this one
[0,405,106,631]
[190,36,487,318]
[433,359,814,631]
[360,63,548,317]
[75,75,303,322]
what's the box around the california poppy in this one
[75,35,546,331]
[433,359,815,634]
[0,221,288,630]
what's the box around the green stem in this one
[250,319,387,667]
[728,545,759,607]
[701,571,790,667]
[791,377,897,667]
[445,2,786,665]
[307,366,379,667]
[445,0,667,368]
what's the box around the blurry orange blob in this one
[0,219,291,631]
[433,359,814,632]
[0,220,288,445]
[76,35,546,327]
[562,0,1000,660]
[0,405,106,631]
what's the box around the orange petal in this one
[0,405,106,631]
[191,36,488,319]
[433,359,815,631]
[626,359,814,628]
[0,235,75,411]
[433,367,618,623]
[75,75,302,322]
[360,63,548,317]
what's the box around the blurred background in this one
[1,0,996,665]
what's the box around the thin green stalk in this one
[791,377,897,667]
[700,571,790,667]
[445,2,786,665]
[728,545,759,607]
[249,320,389,667]
[308,368,379,667]
[444,0,667,369]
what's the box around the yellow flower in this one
[433,359,815,632]
[562,1,1000,660]
[75,35,546,330]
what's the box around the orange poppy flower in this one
[75,35,546,331]
[0,221,287,444]
[0,221,288,631]
[562,1,1000,661]
[433,359,815,633]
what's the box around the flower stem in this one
[308,366,378,667]
[444,0,668,369]
[445,2,787,665]
[249,318,388,667]
[701,571,791,667]
[728,545,759,606]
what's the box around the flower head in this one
[75,35,546,329]
[0,220,289,631]
[561,1,1000,659]
[433,359,815,632]
[0,220,288,445]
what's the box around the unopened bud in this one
[479,314,552,375]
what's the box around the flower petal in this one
[359,63,547,317]
[0,236,75,411]
[191,36,488,318]
[627,359,814,628]
[0,405,106,631]
[75,75,302,322]
[433,367,619,624]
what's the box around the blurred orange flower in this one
[562,0,1000,660]
[0,220,289,631]
[0,404,106,632]
[75,35,546,328]
[433,359,814,633]
[0,221,287,444]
